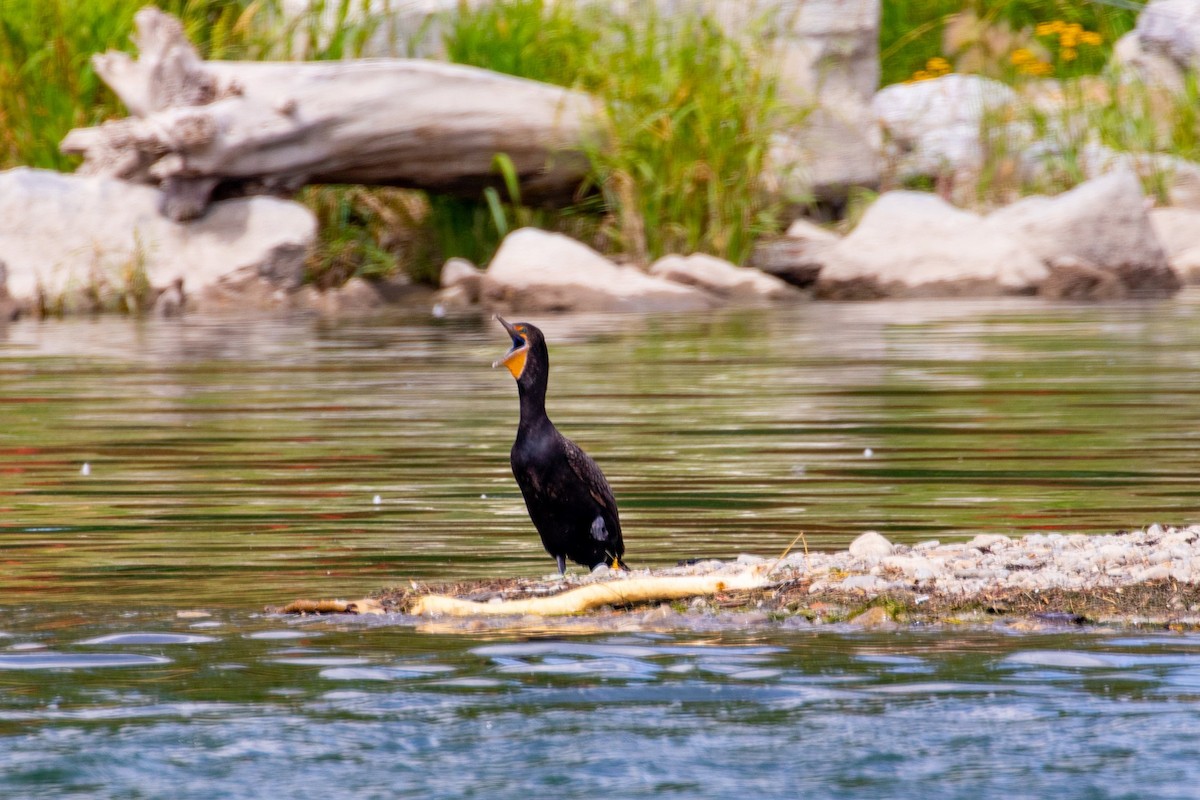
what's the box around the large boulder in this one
[763,0,882,202]
[1149,207,1200,260]
[0,168,315,308]
[481,228,718,313]
[1077,141,1200,210]
[1134,0,1200,72]
[872,74,1020,185]
[648,253,800,302]
[747,219,839,288]
[813,191,1047,299]
[988,169,1180,298]
[1111,1,1200,90]
[1150,207,1200,283]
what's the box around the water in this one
[2,295,1200,797]
[1,611,1199,798]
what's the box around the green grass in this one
[2,0,1187,294]
[0,0,275,172]
[445,0,790,265]
[0,0,407,288]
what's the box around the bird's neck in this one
[516,379,551,433]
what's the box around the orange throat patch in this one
[501,346,528,379]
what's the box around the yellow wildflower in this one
[926,56,951,74]
[1080,31,1103,46]
[1061,47,1078,62]
[1035,21,1063,37]
[1010,48,1035,65]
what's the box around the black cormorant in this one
[494,316,626,574]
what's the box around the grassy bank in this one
[2,0,1191,294]
[0,0,787,288]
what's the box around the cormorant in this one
[494,316,626,574]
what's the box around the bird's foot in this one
[555,554,566,575]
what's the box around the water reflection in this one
[0,611,1198,798]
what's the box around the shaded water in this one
[3,295,1200,797]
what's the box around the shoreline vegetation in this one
[2,0,1175,300]
[276,524,1200,631]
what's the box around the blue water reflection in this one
[0,612,1198,798]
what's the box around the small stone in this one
[839,574,889,593]
[176,610,211,619]
[1098,544,1128,564]
[1133,565,1171,583]
[848,531,894,558]
[968,534,1010,551]
[850,605,898,630]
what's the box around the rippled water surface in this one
[2,610,1200,799]
[2,295,1200,796]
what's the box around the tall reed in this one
[446,0,787,265]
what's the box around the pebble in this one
[850,606,898,630]
[848,531,894,558]
[840,574,891,593]
[968,534,1010,551]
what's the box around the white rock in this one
[883,555,937,582]
[1148,207,1200,260]
[968,534,1011,551]
[648,253,799,302]
[0,167,314,303]
[784,218,841,243]
[481,228,717,313]
[988,169,1180,298]
[838,574,889,593]
[1136,0,1200,72]
[814,191,1048,299]
[872,74,1019,180]
[440,257,482,291]
[1134,565,1172,583]
[848,531,894,558]
[762,0,882,201]
[1111,30,1187,91]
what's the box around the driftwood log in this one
[61,6,603,220]
[409,571,774,617]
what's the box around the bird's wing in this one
[563,437,621,537]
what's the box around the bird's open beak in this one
[493,315,529,379]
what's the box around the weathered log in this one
[409,571,773,617]
[61,7,603,220]
[277,597,385,615]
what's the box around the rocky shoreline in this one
[10,1,1200,318]
[365,524,1200,632]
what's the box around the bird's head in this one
[493,316,547,388]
